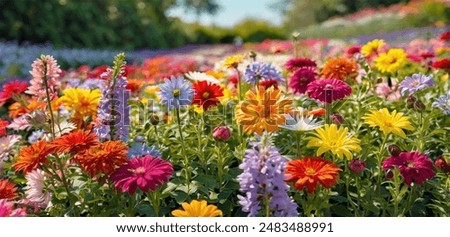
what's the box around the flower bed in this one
[0,32,449,217]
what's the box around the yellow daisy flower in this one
[58,88,101,125]
[375,48,407,74]
[307,124,361,160]
[171,200,222,217]
[363,108,414,138]
[219,85,236,105]
[235,86,292,135]
[361,39,385,57]
[223,54,245,69]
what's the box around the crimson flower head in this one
[110,155,173,195]
[306,78,352,104]
[433,59,450,71]
[439,31,450,41]
[284,58,317,72]
[382,151,435,186]
[347,45,361,56]
[289,67,316,94]
[0,119,9,137]
[192,81,223,111]
[0,80,28,105]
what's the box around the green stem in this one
[296,132,302,157]
[236,68,243,101]
[325,103,332,124]
[344,162,359,216]
[149,190,161,217]
[376,134,388,190]
[175,107,190,191]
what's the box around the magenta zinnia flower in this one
[306,78,352,103]
[382,151,435,186]
[110,155,173,195]
[285,58,316,72]
[289,67,316,94]
[0,199,27,217]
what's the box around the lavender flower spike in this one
[237,134,298,217]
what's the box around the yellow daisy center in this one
[172,89,181,97]
[384,121,393,127]
[305,167,316,175]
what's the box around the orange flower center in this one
[384,121,393,127]
[305,167,316,175]
[128,167,146,174]
[202,91,210,99]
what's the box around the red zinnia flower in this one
[0,80,28,105]
[0,119,9,137]
[382,151,435,186]
[51,130,99,155]
[126,79,144,94]
[439,31,450,41]
[289,67,316,94]
[285,58,317,72]
[347,45,361,55]
[192,81,224,111]
[433,58,450,71]
[306,78,352,104]
[110,155,173,195]
[13,140,54,174]
[74,141,128,176]
[0,179,18,200]
[435,157,450,173]
[285,157,341,193]
[260,79,279,90]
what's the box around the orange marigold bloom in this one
[0,179,19,200]
[51,130,99,155]
[126,79,144,94]
[8,98,46,119]
[75,141,128,176]
[235,86,292,135]
[321,57,358,81]
[285,157,341,193]
[13,140,54,174]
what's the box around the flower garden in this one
[0,31,449,217]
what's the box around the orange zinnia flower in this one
[285,157,341,193]
[321,57,358,81]
[13,140,54,174]
[126,79,144,94]
[235,86,292,135]
[74,141,128,176]
[0,179,18,200]
[51,130,99,155]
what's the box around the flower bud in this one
[149,113,160,125]
[330,113,344,125]
[413,99,426,111]
[435,156,450,173]
[349,158,366,174]
[26,110,47,126]
[135,136,145,143]
[212,126,231,141]
[388,144,402,157]
[406,96,416,109]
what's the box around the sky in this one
[168,0,282,27]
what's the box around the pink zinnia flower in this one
[289,67,316,94]
[306,78,352,103]
[382,151,435,186]
[346,45,361,56]
[26,55,61,100]
[375,82,401,101]
[110,155,173,195]
[284,58,316,72]
[24,169,51,209]
[0,199,27,217]
[7,115,31,131]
